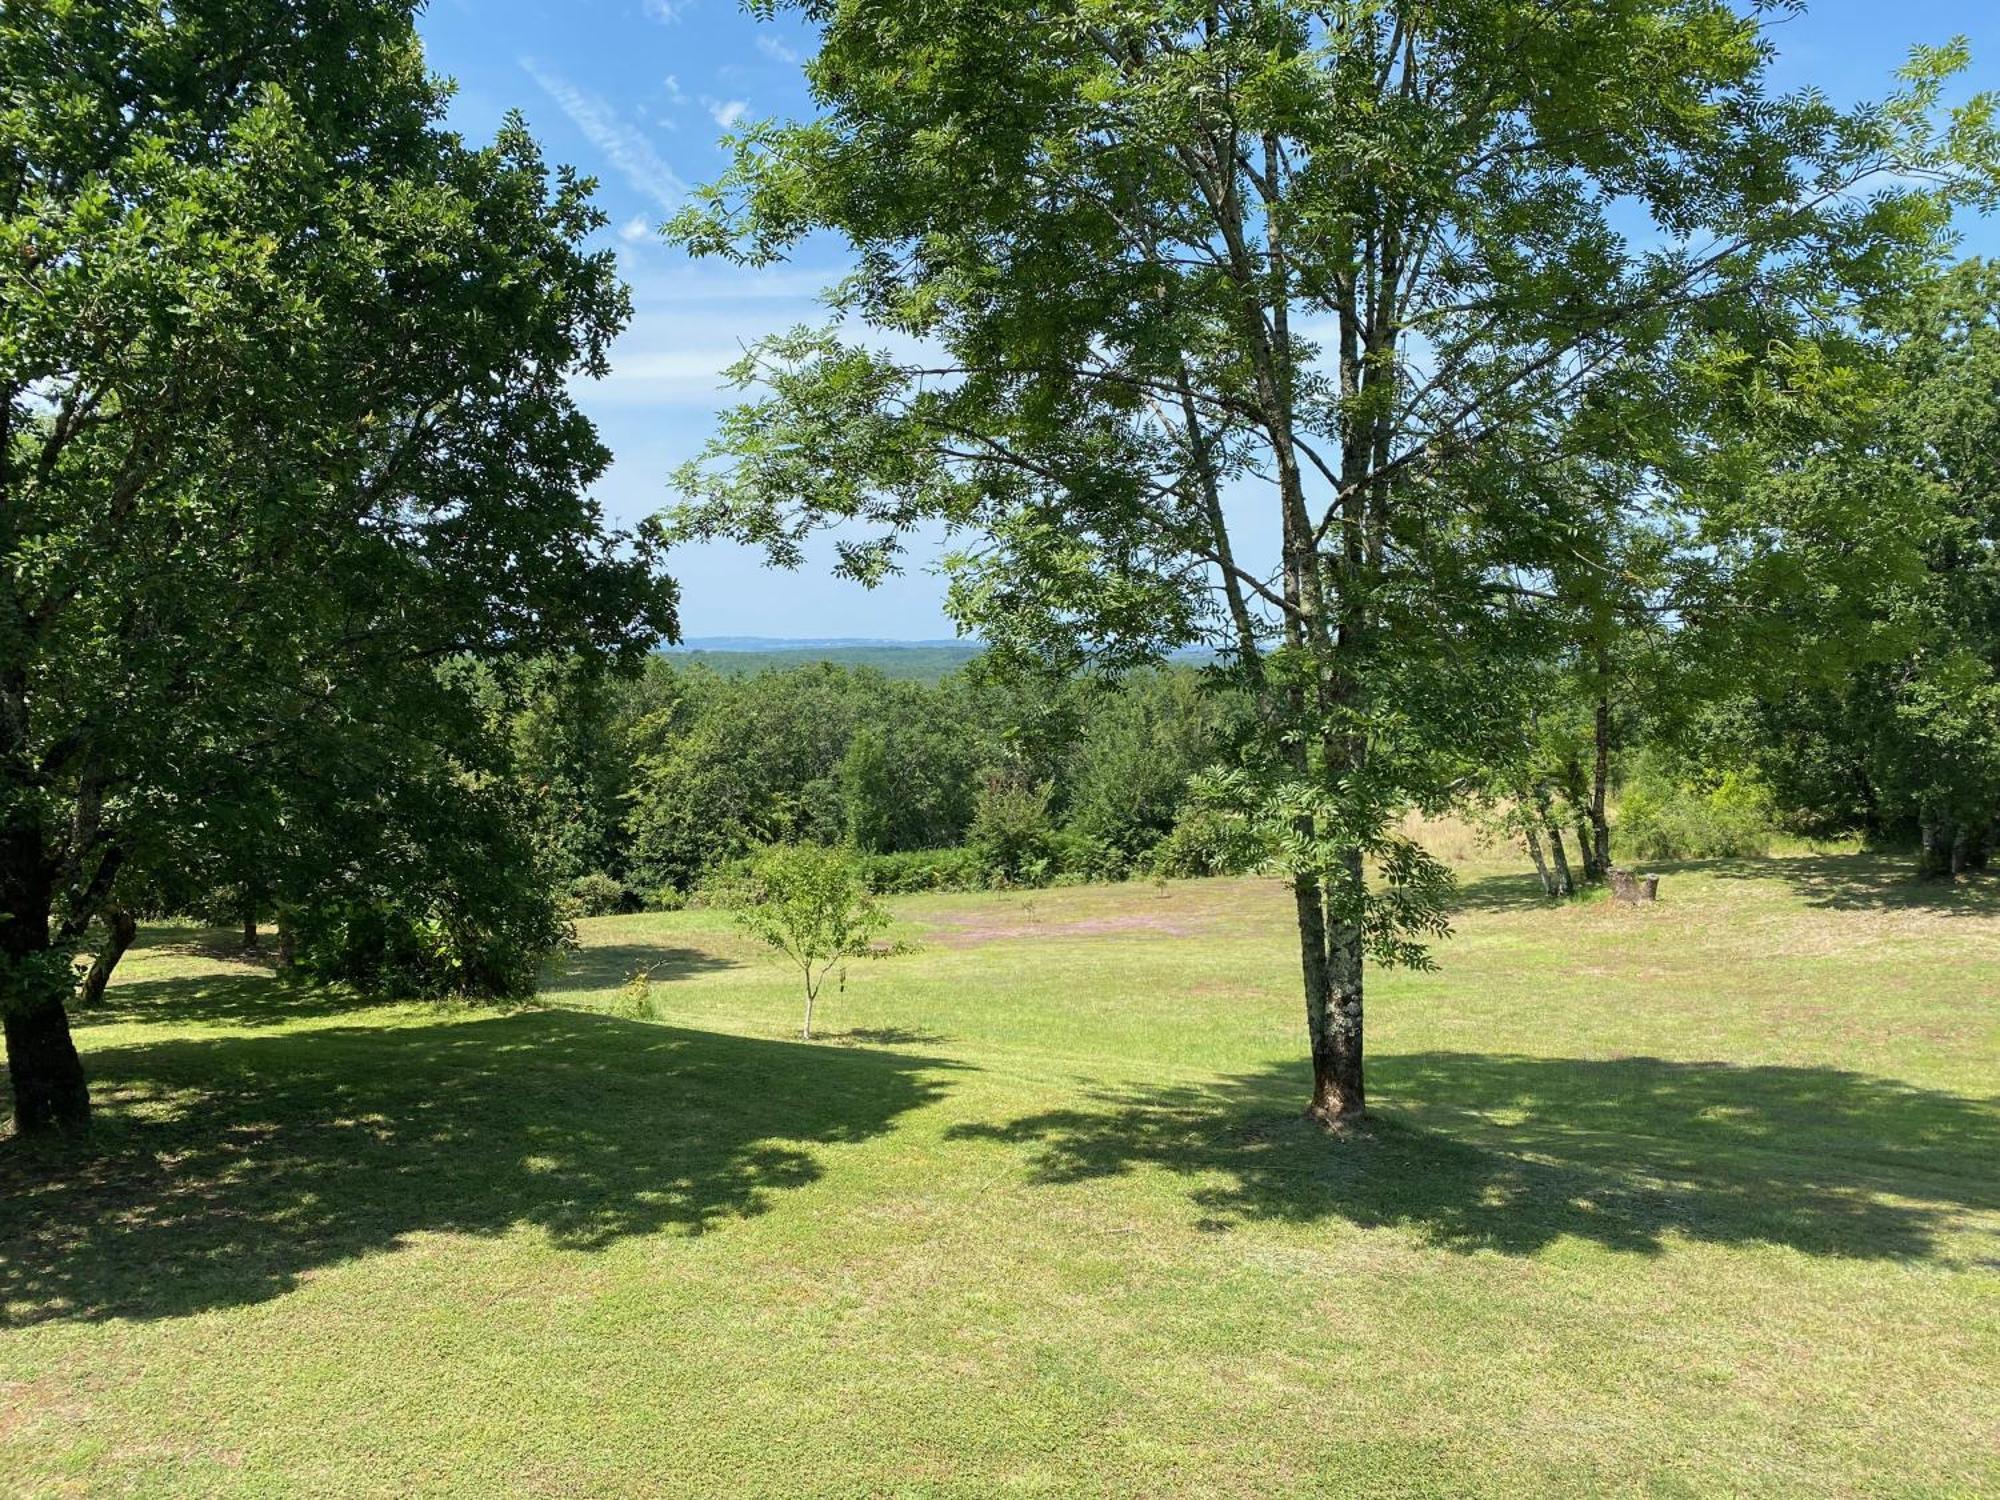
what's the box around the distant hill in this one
[661,637,985,682]
[658,637,1221,681]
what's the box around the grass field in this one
[3,852,1996,1496]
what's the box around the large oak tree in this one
[1,1,676,1132]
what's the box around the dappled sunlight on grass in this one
[1705,852,2000,918]
[945,1053,1997,1262]
[3,1009,958,1325]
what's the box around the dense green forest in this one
[504,656,1257,903]
[510,602,2000,919]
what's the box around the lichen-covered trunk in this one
[1546,823,1576,896]
[1524,825,1557,897]
[2,841,90,1133]
[77,907,137,1008]
[1300,856,1366,1126]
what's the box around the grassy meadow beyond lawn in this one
[2,850,1997,1496]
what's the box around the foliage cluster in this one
[1721,263,2000,877]
[505,657,1266,903]
[1616,761,1779,864]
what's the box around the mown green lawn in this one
[3,854,1996,1497]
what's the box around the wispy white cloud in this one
[581,348,745,405]
[624,261,850,304]
[706,97,750,130]
[643,0,691,22]
[662,74,687,105]
[521,57,686,210]
[577,273,928,410]
[618,214,654,245]
[755,34,803,66]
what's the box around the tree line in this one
[632,659,1263,892]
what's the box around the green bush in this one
[688,856,759,909]
[288,776,577,1001]
[852,846,990,893]
[1063,668,1246,865]
[566,872,628,917]
[291,889,572,1001]
[611,966,663,1021]
[1142,803,1269,878]
[1047,829,1130,882]
[1618,767,1777,862]
[968,770,1056,886]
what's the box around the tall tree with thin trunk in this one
[667,1,1994,1124]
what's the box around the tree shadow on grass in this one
[126,926,279,967]
[833,1027,954,1049]
[543,942,741,995]
[1701,852,2000,918]
[71,974,385,1030]
[1,1010,959,1326]
[947,1053,1998,1263]
[1448,871,1566,915]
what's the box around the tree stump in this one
[1609,868,1659,904]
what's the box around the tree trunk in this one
[1524,825,1557,897]
[77,907,137,1008]
[1918,815,1955,880]
[801,981,816,1040]
[4,997,89,1133]
[1857,774,1884,844]
[1,860,90,1134]
[1562,756,1602,885]
[1302,858,1366,1126]
[1590,680,1612,877]
[1547,823,1575,896]
[1967,815,1997,874]
[276,908,296,969]
[1950,823,1972,878]
[241,903,259,950]
[1574,816,1601,884]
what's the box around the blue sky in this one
[417,0,2000,642]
